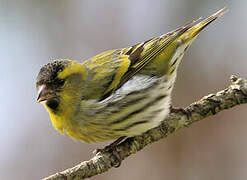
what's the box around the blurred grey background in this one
[1,0,247,179]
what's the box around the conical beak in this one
[37,85,49,103]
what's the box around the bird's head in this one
[36,59,86,113]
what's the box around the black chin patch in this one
[46,98,59,111]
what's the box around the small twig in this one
[43,75,247,180]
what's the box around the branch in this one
[43,75,247,180]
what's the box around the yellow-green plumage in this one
[36,8,227,143]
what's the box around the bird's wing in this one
[83,8,227,100]
[82,23,194,100]
[82,49,131,100]
[82,23,192,100]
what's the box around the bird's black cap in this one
[36,60,69,88]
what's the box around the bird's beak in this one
[37,85,49,103]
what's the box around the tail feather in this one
[167,7,227,75]
[184,7,228,40]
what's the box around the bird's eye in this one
[57,79,65,87]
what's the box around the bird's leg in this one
[104,136,126,151]
[93,136,126,167]
[169,105,192,121]
[169,105,188,114]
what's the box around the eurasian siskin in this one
[36,8,227,144]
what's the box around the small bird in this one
[36,8,227,145]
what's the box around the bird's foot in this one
[170,105,188,114]
[93,136,126,168]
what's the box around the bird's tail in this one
[180,7,228,41]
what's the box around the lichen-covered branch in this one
[43,75,247,180]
